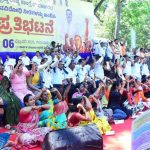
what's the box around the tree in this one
[82,0,150,48]
[82,0,106,22]
[120,0,150,47]
[115,0,122,38]
[94,0,106,21]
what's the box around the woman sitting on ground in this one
[107,81,132,120]
[0,76,21,126]
[79,96,112,134]
[16,91,51,149]
[69,95,111,134]
[38,89,68,130]
[68,97,91,127]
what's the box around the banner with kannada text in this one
[0,0,94,52]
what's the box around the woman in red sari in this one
[68,97,91,127]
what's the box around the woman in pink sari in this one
[16,93,51,149]
[10,62,35,104]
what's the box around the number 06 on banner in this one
[3,39,14,48]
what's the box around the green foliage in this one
[83,0,150,48]
[94,0,116,40]
[121,0,150,48]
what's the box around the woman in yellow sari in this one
[79,96,111,134]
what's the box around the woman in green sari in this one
[38,89,67,130]
[0,76,21,125]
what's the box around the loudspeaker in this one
[42,124,103,150]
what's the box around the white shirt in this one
[73,55,81,64]
[106,46,113,59]
[4,58,16,66]
[4,58,16,78]
[38,60,52,88]
[75,64,87,83]
[52,56,59,63]
[136,50,140,57]
[65,67,77,84]
[86,65,95,80]
[117,66,125,80]
[32,56,42,65]
[43,68,52,88]
[63,56,71,68]
[114,43,121,59]
[93,43,101,56]
[19,56,30,66]
[141,64,149,76]
[100,47,106,57]
[132,62,141,79]
[51,68,66,85]
[94,57,104,80]
[43,54,52,62]
[123,61,132,76]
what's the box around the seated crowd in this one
[0,40,150,148]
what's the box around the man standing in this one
[113,39,121,60]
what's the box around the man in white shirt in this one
[92,40,101,56]
[94,55,105,81]
[32,51,42,65]
[99,42,106,57]
[72,51,81,64]
[113,39,121,60]
[38,58,53,89]
[3,55,16,78]
[141,58,149,76]
[65,60,77,84]
[63,51,72,68]
[106,41,114,60]
[43,49,52,62]
[75,59,87,83]
[51,61,67,89]
[123,55,132,76]
[132,56,141,79]
[19,51,30,66]
[85,59,95,81]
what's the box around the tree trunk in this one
[115,0,122,39]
